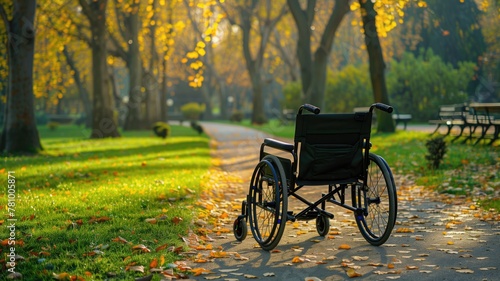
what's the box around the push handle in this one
[300,104,321,115]
[371,103,393,113]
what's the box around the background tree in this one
[220,0,288,124]
[108,0,143,130]
[287,0,351,109]
[403,0,487,97]
[79,0,120,138]
[357,0,395,132]
[0,0,42,154]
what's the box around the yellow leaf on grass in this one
[52,272,70,280]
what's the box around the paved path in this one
[187,122,499,281]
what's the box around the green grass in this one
[1,125,211,280]
[230,119,500,211]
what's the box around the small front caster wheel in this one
[233,216,247,241]
[316,215,330,237]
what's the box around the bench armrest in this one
[263,138,294,152]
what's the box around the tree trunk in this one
[238,1,280,124]
[160,53,168,122]
[0,0,42,154]
[62,47,92,127]
[359,0,395,133]
[123,9,143,130]
[288,0,350,109]
[82,0,121,138]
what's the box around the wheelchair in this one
[233,103,398,250]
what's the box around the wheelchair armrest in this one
[263,138,294,152]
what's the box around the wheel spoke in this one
[355,154,396,246]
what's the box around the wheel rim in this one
[250,162,280,244]
[248,156,287,250]
[360,157,392,239]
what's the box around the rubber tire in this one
[248,155,288,251]
[316,215,330,237]
[354,153,397,246]
[233,217,247,241]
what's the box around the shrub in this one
[180,103,206,121]
[152,122,170,139]
[387,49,474,121]
[425,137,447,169]
[47,121,59,130]
[282,81,303,111]
[229,110,244,122]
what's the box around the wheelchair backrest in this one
[294,112,372,183]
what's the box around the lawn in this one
[1,125,211,280]
[234,119,500,211]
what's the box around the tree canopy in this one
[1,0,499,152]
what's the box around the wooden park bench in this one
[469,103,500,145]
[428,103,479,142]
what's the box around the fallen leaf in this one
[396,228,414,233]
[263,272,275,277]
[352,256,369,261]
[149,258,158,269]
[406,265,419,270]
[456,269,474,274]
[156,243,169,252]
[191,268,212,276]
[209,251,227,258]
[52,273,70,280]
[338,244,351,250]
[346,268,362,278]
[203,275,221,280]
[89,216,110,224]
[132,244,151,253]
[112,236,128,244]
[244,274,258,279]
[172,216,183,225]
[126,265,145,272]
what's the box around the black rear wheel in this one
[248,155,288,251]
[354,153,397,246]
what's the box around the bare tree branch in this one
[0,3,10,34]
